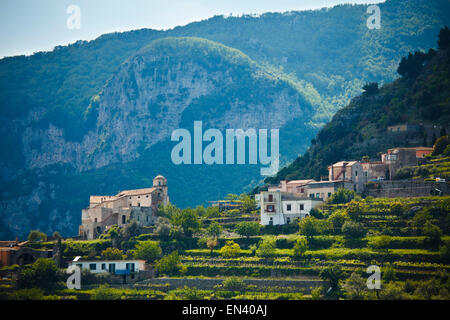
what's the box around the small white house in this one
[68,258,146,275]
[259,191,323,226]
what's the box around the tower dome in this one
[153,174,167,187]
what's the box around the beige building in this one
[305,180,356,201]
[79,175,169,240]
[328,161,365,193]
[268,179,316,197]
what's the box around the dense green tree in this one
[133,241,162,263]
[28,230,47,242]
[156,251,186,276]
[330,188,357,204]
[319,265,346,298]
[235,222,261,238]
[432,136,450,156]
[206,221,222,238]
[101,247,125,260]
[17,258,59,291]
[298,216,329,238]
[171,208,201,237]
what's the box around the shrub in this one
[346,201,364,220]
[432,136,450,156]
[155,217,172,238]
[292,238,308,260]
[298,217,330,238]
[255,238,276,258]
[310,208,325,219]
[101,247,125,260]
[439,243,450,263]
[206,238,218,254]
[341,221,366,239]
[343,272,367,300]
[8,288,44,300]
[156,251,186,276]
[28,230,47,242]
[330,188,357,204]
[222,277,247,292]
[423,221,442,248]
[219,241,241,258]
[90,284,121,300]
[328,210,351,230]
[368,235,391,250]
[390,202,406,216]
[132,241,162,263]
[319,265,346,297]
[17,258,59,291]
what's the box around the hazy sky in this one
[0,0,384,58]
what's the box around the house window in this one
[267,205,274,212]
[355,171,358,176]
[122,215,126,224]
[126,263,135,272]
[328,192,332,198]
[109,263,116,273]
[310,194,314,198]
[89,263,96,271]
[146,216,149,222]
[101,263,106,270]
[286,204,291,211]
[268,194,273,202]
[301,188,304,193]
[269,217,273,225]
[299,204,304,211]
[364,172,368,177]
[316,193,320,198]
[138,203,141,207]
[137,216,140,221]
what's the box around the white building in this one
[259,191,323,226]
[68,258,146,275]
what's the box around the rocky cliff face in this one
[17,38,312,174]
[0,38,316,239]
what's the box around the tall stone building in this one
[79,175,169,240]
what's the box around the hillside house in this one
[259,191,323,226]
[79,175,169,240]
[268,179,316,197]
[328,161,365,192]
[304,180,356,201]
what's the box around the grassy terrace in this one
[2,194,449,300]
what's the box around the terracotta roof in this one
[116,188,156,197]
[329,161,358,168]
[286,179,316,185]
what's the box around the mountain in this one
[0,0,449,238]
[263,27,450,187]
[0,37,317,239]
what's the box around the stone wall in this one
[134,277,324,293]
[364,180,449,198]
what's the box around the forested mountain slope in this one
[263,28,450,187]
